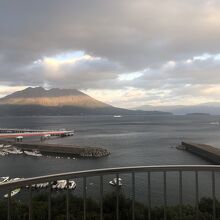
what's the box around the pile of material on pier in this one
[13,142,110,158]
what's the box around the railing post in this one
[66,179,69,220]
[212,171,216,220]
[7,190,11,220]
[163,171,167,220]
[29,186,32,220]
[179,171,182,220]
[116,173,119,220]
[48,182,51,220]
[83,176,87,220]
[100,175,103,220]
[147,172,151,220]
[195,171,199,220]
[132,172,135,220]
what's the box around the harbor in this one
[180,142,220,164]
[0,128,110,158]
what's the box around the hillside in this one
[0,87,172,116]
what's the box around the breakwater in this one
[1,141,110,158]
[181,142,220,164]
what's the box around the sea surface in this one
[0,114,220,205]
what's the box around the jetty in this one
[5,142,110,158]
[0,128,74,140]
[181,142,220,164]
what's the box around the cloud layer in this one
[1,0,220,107]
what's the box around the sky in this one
[1,0,220,108]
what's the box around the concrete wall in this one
[182,142,220,164]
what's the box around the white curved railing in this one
[0,165,219,220]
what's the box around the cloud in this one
[1,0,220,106]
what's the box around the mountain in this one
[0,87,110,108]
[0,87,172,116]
[134,103,220,115]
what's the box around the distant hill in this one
[0,87,172,116]
[134,103,220,115]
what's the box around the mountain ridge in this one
[0,87,110,108]
[134,103,220,115]
[0,87,172,116]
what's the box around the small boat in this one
[27,183,40,189]
[52,180,67,190]
[210,122,219,125]
[176,145,186,150]
[3,147,22,155]
[4,178,23,198]
[57,180,67,189]
[24,150,42,157]
[0,151,7,156]
[113,115,122,118]
[68,180,76,190]
[4,188,21,198]
[0,144,4,148]
[109,178,122,187]
[0,176,9,184]
[52,180,58,189]
[3,145,11,148]
[41,182,49,188]
[35,182,49,189]
[68,132,74,136]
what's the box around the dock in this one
[0,128,74,138]
[181,142,220,164]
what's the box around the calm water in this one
[0,114,220,205]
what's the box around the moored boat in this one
[3,147,23,155]
[3,144,11,148]
[4,188,21,198]
[113,115,122,118]
[109,177,122,186]
[4,177,23,198]
[0,151,8,156]
[0,176,9,184]
[67,180,76,190]
[24,150,42,157]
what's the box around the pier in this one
[0,128,74,141]
[181,142,220,164]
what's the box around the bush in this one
[0,192,218,220]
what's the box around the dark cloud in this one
[1,0,220,105]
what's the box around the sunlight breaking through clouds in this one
[33,51,101,72]
[1,0,220,107]
[118,72,143,81]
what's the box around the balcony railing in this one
[0,165,220,220]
